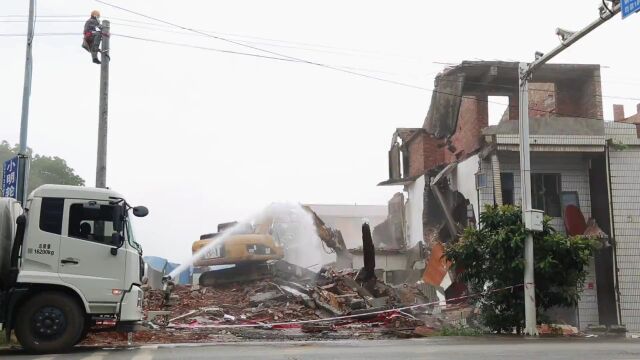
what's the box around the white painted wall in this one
[405,175,425,248]
[452,154,480,224]
[606,122,640,332]
[306,204,387,249]
[483,151,597,330]
[352,253,408,270]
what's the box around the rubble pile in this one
[80,261,483,346]
[150,280,320,326]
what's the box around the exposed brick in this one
[407,134,424,178]
[406,131,445,177]
[444,95,488,163]
[614,104,625,122]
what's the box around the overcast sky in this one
[1,0,638,262]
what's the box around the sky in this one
[1,0,638,263]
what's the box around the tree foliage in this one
[444,205,595,333]
[0,141,85,194]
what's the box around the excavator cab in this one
[192,220,284,287]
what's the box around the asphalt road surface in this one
[2,338,640,360]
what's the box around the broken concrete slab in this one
[249,291,284,304]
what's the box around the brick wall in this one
[407,132,444,177]
[444,96,488,163]
[555,70,603,120]
[613,103,640,137]
[407,135,425,178]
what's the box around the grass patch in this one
[434,325,485,336]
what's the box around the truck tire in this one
[15,292,85,354]
[75,316,92,345]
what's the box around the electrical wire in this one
[0,31,398,75]
[2,29,638,104]
[0,29,634,119]
[0,33,77,36]
[92,0,640,121]
[115,34,303,63]
[3,4,638,120]
[1,16,435,63]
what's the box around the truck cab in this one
[0,185,148,353]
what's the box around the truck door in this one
[57,200,126,312]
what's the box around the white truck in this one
[0,184,148,353]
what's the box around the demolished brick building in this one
[379,61,640,332]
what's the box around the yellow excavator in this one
[192,206,351,287]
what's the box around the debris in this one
[147,310,172,322]
[249,291,284,304]
[202,307,225,317]
[169,310,201,323]
[413,326,437,337]
[301,323,335,333]
[83,260,476,347]
[537,324,580,336]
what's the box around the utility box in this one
[524,209,544,231]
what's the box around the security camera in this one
[556,28,575,42]
[535,51,544,60]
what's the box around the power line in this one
[1,16,434,64]
[2,29,637,105]
[116,34,303,63]
[0,32,78,36]
[0,31,397,75]
[92,0,637,122]
[1,23,635,121]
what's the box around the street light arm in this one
[522,1,621,80]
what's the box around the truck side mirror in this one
[111,232,123,246]
[112,205,124,233]
[133,206,149,217]
[110,233,123,256]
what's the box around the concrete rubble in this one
[81,260,485,346]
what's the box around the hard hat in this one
[91,10,101,18]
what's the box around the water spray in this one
[167,202,330,281]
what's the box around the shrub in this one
[445,205,595,334]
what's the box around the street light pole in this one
[518,1,621,336]
[518,62,537,335]
[17,0,36,206]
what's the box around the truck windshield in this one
[126,217,142,253]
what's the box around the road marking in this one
[81,351,108,360]
[131,350,153,360]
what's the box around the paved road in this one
[2,338,640,360]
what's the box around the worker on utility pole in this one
[82,10,103,64]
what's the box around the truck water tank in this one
[0,198,21,288]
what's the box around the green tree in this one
[0,141,85,194]
[444,205,595,334]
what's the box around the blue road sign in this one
[622,0,640,19]
[2,156,19,199]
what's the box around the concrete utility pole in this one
[96,20,110,189]
[17,0,36,206]
[518,1,621,336]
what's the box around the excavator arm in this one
[302,206,352,268]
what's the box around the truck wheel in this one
[75,316,92,345]
[15,292,85,354]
